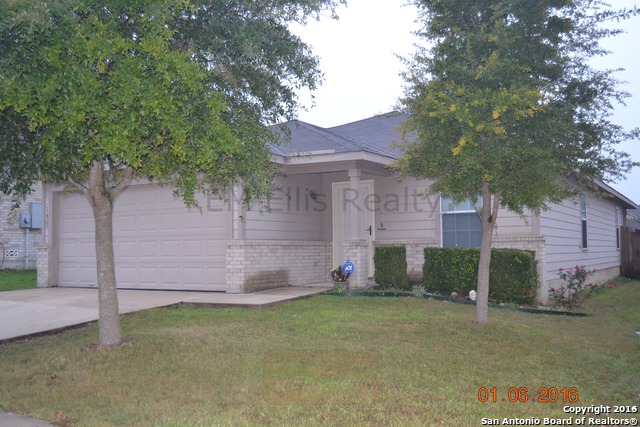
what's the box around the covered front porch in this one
[225,151,395,293]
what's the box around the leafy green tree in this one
[0,0,343,346]
[396,0,638,323]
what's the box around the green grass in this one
[0,278,639,426]
[0,269,36,291]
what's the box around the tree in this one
[0,0,344,346]
[396,0,638,323]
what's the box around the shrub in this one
[548,266,612,308]
[374,246,409,290]
[423,248,538,304]
[489,249,538,304]
[423,248,479,295]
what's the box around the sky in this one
[291,0,640,205]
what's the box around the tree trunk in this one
[84,161,133,347]
[93,197,121,346]
[475,182,500,324]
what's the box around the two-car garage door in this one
[55,183,228,291]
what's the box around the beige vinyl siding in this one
[245,174,324,241]
[494,208,536,237]
[540,192,620,276]
[369,175,439,242]
[317,172,439,243]
[321,172,346,242]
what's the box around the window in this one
[615,207,620,250]
[580,193,588,250]
[441,196,482,248]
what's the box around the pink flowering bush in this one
[588,281,614,296]
[548,265,609,309]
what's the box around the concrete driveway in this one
[0,285,330,342]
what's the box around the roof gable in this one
[271,111,405,159]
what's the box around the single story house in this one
[37,112,638,303]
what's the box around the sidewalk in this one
[0,285,330,425]
[0,411,57,427]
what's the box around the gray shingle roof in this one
[271,111,406,159]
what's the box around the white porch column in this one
[227,185,246,294]
[231,185,246,240]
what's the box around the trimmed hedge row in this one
[423,248,538,304]
[374,246,409,290]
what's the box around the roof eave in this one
[272,151,396,167]
[593,179,638,209]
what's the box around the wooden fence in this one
[621,226,640,279]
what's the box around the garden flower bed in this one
[323,289,587,316]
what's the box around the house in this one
[37,112,638,303]
[1,183,43,270]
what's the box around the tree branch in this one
[67,176,89,194]
[110,165,134,200]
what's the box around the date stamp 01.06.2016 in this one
[477,387,638,426]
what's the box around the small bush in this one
[374,246,409,290]
[548,265,614,308]
[489,249,538,304]
[423,248,479,295]
[423,248,538,304]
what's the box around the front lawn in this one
[0,278,638,426]
[0,269,36,292]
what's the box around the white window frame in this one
[440,196,482,248]
[615,207,620,250]
[580,192,588,250]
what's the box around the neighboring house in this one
[37,112,638,303]
[0,183,43,270]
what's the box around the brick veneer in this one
[343,239,368,288]
[226,240,332,293]
[36,245,50,287]
[0,184,42,270]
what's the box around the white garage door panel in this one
[57,184,228,291]
[160,240,180,257]
[59,265,97,286]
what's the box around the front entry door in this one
[332,180,375,277]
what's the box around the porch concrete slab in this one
[0,285,331,342]
[185,284,333,306]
